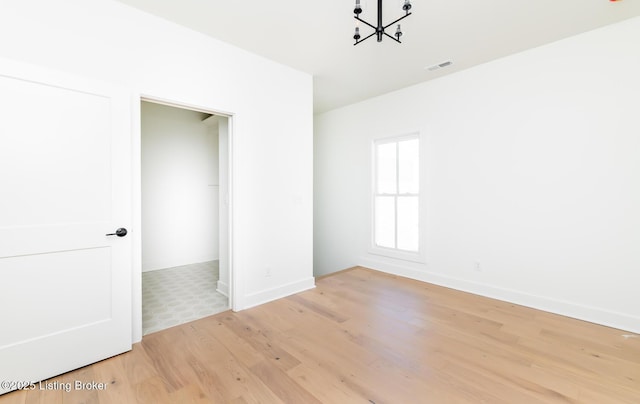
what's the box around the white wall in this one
[0,0,314,342]
[141,102,219,272]
[315,17,640,333]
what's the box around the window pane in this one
[397,196,418,251]
[398,138,419,194]
[376,142,396,194]
[375,196,395,248]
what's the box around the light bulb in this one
[354,0,362,15]
[395,24,403,40]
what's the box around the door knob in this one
[106,228,128,237]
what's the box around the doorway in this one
[140,100,231,335]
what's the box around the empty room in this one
[1,1,639,403]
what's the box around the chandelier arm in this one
[383,31,402,43]
[354,16,377,31]
[354,31,378,45]
[382,12,412,30]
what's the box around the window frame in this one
[370,132,425,263]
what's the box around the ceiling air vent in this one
[426,60,453,71]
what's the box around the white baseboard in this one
[216,280,229,297]
[241,277,316,310]
[142,256,219,272]
[359,256,640,334]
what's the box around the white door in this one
[0,59,132,395]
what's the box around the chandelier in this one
[353,0,412,45]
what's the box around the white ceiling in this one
[115,0,640,113]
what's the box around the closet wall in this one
[141,101,219,272]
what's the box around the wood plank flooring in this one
[2,267,639,403]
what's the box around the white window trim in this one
[369,133,425,263]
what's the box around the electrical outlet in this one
[265,267,272,277]
[474,261,482,272]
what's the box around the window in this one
[373,134,420,257]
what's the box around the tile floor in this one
[142,260,229,335]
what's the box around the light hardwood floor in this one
[3,267,639,403]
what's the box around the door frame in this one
[132,94,236,343]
